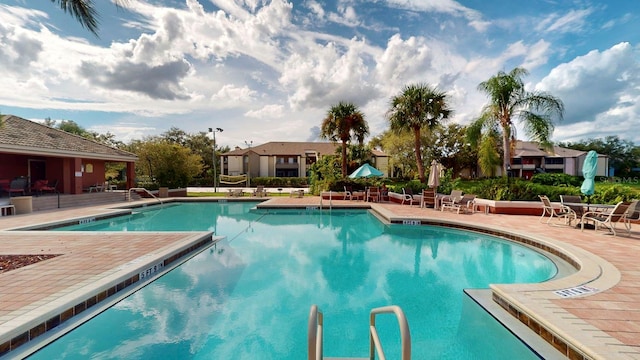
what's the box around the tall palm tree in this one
[320,102,369,177]
[387,83,452,183]
[468,67,564,175]
[52,0,127,36]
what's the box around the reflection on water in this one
[34,204,555,359]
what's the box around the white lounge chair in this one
[442,194,476,214]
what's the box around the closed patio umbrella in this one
[349,163,383,178]
[428,160,440,189]
[580,150,598,200]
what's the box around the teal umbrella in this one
[580,150,598,197]
[349,163,383,178]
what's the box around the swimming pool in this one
[29,202,556,359]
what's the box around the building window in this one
[545,158,564,165]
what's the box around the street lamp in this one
[244,140,253,188]
[209,127,223,193]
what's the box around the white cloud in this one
[244,104,285,118]
[536,8,594,34]
[211,85,258,104]
[381,0,487,31]
[537,42,640,143]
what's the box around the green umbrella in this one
[580,150,598,197]
[348,163,383,178]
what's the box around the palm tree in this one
[320,102,369,177]
[468,67,564,176]
[52,0,127,36]
[387,83,452,183]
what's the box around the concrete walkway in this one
[0,196,639,359]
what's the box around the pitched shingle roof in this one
[223,141,388,157]
[223,142,340,156]
[0,115,137,161]
[513,140,585,158]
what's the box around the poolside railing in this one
[308,304,411,360]
[127,187,164,205]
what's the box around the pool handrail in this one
[369,305,411,360]
[308,305,324,360]
[127,187,164,205]
[308,304,411,360]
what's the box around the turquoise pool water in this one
[31,202,556,359]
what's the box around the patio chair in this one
[560,195,584,219]
[41,179,58,194]
[420,188,436,209]
[401,188,418,205]
[8,178,28,197]
[622,199,640,235]
[252,185,267,197]
[441,194,476,214]
[539,195,576,225]
[343,186,352,201]
[581,201,630,236]
[367,187,381,202]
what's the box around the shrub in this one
[531,173,582,187]
[251,177,309,187]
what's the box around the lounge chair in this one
[622,199,640,235]
[228,189,244,197]
[252,185,267,197]
[539,195,576,225]
[441,194,476,214]
[420,188,436,208]
[581,201,630,236]
[439,190,463,209]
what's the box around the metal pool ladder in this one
[308,305,411,360]
[127,187,164,205]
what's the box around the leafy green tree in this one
[369,130,417,179]
[135,140,203,188]
[428,124,478,178]
[309,155,342,194]
[468,67,564,176]
[558,136,639,177]
[320,102,369,177]
[387,83,452,183]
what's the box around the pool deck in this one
[0,196,639,359]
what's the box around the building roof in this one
[0,115,137,162]
[223,141,388,157]
[513,141,586,158]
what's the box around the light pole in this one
[209,127,223,193]
[244,140,252,188]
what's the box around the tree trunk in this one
[414,127,425,183]
[341,140,348,177]
[502,124,511,176]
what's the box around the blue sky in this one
[1,0,639,149]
